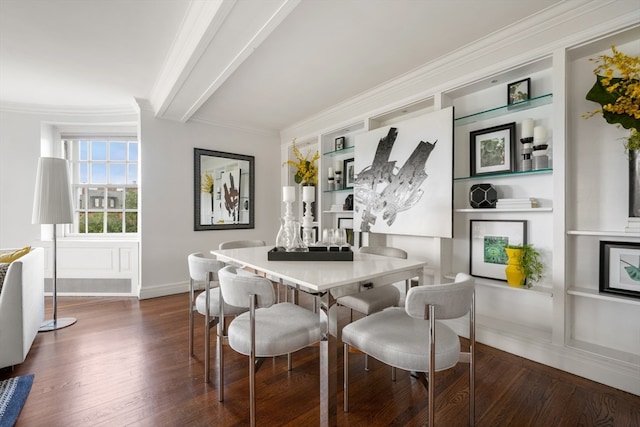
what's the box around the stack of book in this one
[496,198,539,209]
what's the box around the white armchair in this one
[342,273,475,426]
[217,265,322,426]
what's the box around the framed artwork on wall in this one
[470,122,516,176]
[507,77,530,104]
[599,241,640,299]
[470,219,527,281]
[353,107,454,238]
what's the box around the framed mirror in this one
[194,148,255,230]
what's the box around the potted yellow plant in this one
[584,46,640,151]
[505,244,543,288]
[283,139,320,186]
[584,46,640,218]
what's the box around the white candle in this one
[334,160,342,172]
[522,118,534,139]
[302,186,315,202]
[533,126,547,142]
[328,167,334,178]
[283,186,295,202]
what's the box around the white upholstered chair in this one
[334,245,407,369]
[218,239,266,250]
[335,246,407,317]
[342,273,475,426]
[187,252,247,383]
[217,265,323,427]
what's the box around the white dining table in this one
[212,245,427,426]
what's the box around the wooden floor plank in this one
[1,294,638,426]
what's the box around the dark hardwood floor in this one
[2,293,638,426]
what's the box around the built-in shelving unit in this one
[281,21,640,395]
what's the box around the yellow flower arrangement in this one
[283,139,320,185]
[201,172,214,193]
[584,46,640,151]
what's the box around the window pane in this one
[125,188,138,209]
[107,188,124,210]
[79,163,88,183]
[91,141,107,160]
[87,212,104,233]
[89,187,104,208]
[128,142,138,161]
[125,212,137,233]
[127,164,138,184]
[80,140,88,161]
[107,212,122,233]
[110,141,126,161]
[109,163,126,184]
[75,187,87,209]
[91,164,107,184]
[78,212,86,233]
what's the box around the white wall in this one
[0,107,282,300]
[0,111,43,247]
[138,108,281,299]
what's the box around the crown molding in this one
[0,100,138,117]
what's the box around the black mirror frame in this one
[194,148,255,231]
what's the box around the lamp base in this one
[39,317,77,332]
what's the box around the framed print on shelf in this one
[507,77,530,105]
[470,219,527,281]
[470,122,516,176]
[343,158,355,188]
[599,241,640,299]
[335,136,345,151]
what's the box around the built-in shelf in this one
[567,286,640,307]
[454,93,553,127]
[323,146,354,157]
[456,207,552,213]
[567,230,640,237]
[454,168,552,181]
[323,187,353,194]
[444,274,553,295]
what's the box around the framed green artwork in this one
[470,219,527,281]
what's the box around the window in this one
[65,138,138,235]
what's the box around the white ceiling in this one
[0,0,564,133]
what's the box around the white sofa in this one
[0,247,44,369]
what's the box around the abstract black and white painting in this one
[353,107,453,238]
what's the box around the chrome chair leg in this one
[189,278,195,357]
[344,343,350,412]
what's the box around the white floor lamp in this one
[32,157,77,331]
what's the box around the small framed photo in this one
[343,158,355,188]
[470,122,516,176]
[507,78,530,105]
[599,241,640,299]
[470,219,527,281]
[335,136,345,151]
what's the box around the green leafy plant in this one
[507,244,544,286]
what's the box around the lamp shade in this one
[32,157,74,225]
